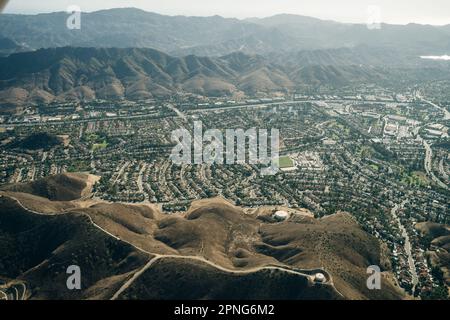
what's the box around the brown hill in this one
[0,196,149,300]
[416,222,450,239]
[415,222,450,289]
[1,173,97,201]
[0,47,254,107]
[117,257,341,300]
[0,180,406,300]
[7,132,61,151]
[1,46,436,111]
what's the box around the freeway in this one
[1,98,411,128]
[166,103,187,121]
[414,94,450,190]
[420,97,450,120]
[0,111,165,128]
[422,138,449,190]
[187,98,407,113]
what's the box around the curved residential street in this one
[0,282,27,301]
[390,201,419,291]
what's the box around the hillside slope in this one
[0,176,407,300]
[1,173,97,201]
[416,222,450,290]
[2,46,450,110]
[1,9,450,56]
[0,196,149,300]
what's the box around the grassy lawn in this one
[67,160,91,172]
[401,171,430,187]
[412,171,430,185]
[358,145,374,158]
[278,156,295,169]
[92,140,108,151]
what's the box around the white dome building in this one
[314,273,326,283]
[273,210,289,221]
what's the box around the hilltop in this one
[6,132,62,151]
[1,46,450,110]
[1,172,98,202]
[0,175,407,300]
[415,222,450,294]
[1,8,450,56]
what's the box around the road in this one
[420,97,450,120]
[1,101,292,128]
[422,138,449,190]
[390,201,419,291]
[415,94,449,190]
[136,163,149,202]
[1,194,342,300]
[1,193,152,256]
[111,253,341,300]
[111,161,130,186]
[166,103,187,121]
[19,283,26,300]
[2,98,409,129]
[0,111,164,128]
[438,159,449,181]
[110,256,160,300]
[188,98,401,113]
[0,282,27,300]
[416,94,449,190]
[14,168,23,183]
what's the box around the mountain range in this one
[1,8,450,111]
[1,45,450,110]
[1,8,450,56]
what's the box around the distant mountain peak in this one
[0,7,448,57]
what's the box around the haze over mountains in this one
[1,7,448,302]
[1,46,450,109]
[1,8,450,56]
[0,8,449,109]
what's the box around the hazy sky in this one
[3,0,450,25]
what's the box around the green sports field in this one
[278,156,295,168]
